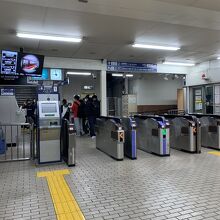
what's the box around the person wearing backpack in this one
[72,95,84,136]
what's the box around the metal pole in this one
[11,125,13,160]
[4,126,6,160]
[17,125,19,159]
[23,125,25,159]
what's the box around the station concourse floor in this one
[1,137,220,220]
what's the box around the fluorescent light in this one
[67,72,91,76]
[217,57,220,60]
[112,73,123,77]
[126,74,134,77]
[132,43,180,51]
[16,32,82,43]
[163,61,195,66]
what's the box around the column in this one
[100,70,107,116]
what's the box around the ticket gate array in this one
[96,116,125,160]
[190,114,220,150]
[161,115,201,153]
[134,115,170,156]
[121,117,137,159]
[61,119,76,166]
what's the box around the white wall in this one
[60,74,100,103]
[186,60,220,86]
[129,74,184,105]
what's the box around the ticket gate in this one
[189,114,220,150]
[61,119,76,166]
[121,117,137,159]
[134,115,170,156]
[96,116,125,160]
[162,115,201,153]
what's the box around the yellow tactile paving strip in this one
[208,151,220,157]
[37,169,85,220]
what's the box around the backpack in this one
[77,100,85,118]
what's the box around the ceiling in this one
[1,0,220,64]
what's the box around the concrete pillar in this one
[124,77,129,94]
[100,70,107,116]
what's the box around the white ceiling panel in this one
[1,0,220,63]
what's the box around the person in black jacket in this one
[85,96,96,138]
[61,99,70,121]
[23,99,35,125]
[92,95,100,118]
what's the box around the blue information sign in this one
[0,88,15,96]
[107,61,157,73]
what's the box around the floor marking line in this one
[208,151,220,156]
[37,169,85,220]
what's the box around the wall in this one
[186,60,220,86]
[129,74,184,106]
[60,73,100,103]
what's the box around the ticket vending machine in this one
[38,101,61,164]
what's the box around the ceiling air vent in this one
[78,0,88,3]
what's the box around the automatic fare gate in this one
[134,115,170,156]
[121,117,137,159]
[96,116,125,160]
[190,114,220,150]
[162,115,201,153]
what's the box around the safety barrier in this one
[0,123,34,162]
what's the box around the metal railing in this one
[0,123,34,162]
[168,109,186,115]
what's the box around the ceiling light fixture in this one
[126,74,134,77]
[217,57,220,60]
[66,72,91,76]
[17,32,82,43]
[132,43,180,51]
[163,61,195,66]
[112,73,123,77]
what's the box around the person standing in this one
[92,95,100,119]
[22,99,35,125]
[61,99,70,121]
[72,95,84,136]
[85,96,96,139]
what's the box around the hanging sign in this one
[107,61,157,73]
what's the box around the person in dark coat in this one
[85,96,96,138]
[22,99,35,124]
[92,95,100,118]
[61,99,70,121]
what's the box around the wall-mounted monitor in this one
[31,68,49,80]
[50,69,62,81]
[1,50,18,75]
[17,53,44,76]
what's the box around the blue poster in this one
[107,61,157,73]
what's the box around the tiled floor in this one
[1,137,220,220]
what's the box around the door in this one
[205,86,214,114]
[193,87,203,113]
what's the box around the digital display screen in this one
[31,68,49,80]
[17,53,44,76]
[50,69,62,81]
[1,50,18,75]
[41,103,57,113]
